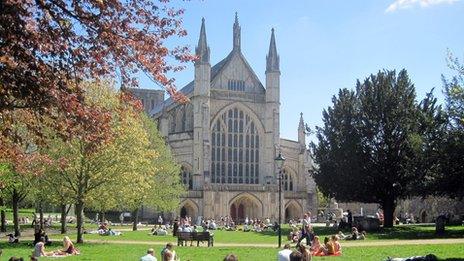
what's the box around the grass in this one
[1,208,36,221]
[1,242,464,261]
[50,224,464,244]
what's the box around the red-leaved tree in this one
[0,0,194,144]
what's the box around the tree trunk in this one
[382,198,396,228]
[0,196,6,232]
[12,189,21,237]
[76,201,84,243]
[132,208,139,231]
[60,204,67,234]
[100,211,105,223]
[39,202,44,229]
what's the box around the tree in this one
[312,69,442,227]
[0,111,52,236]
[0,0,194,179]
[432,51,464,199]
[112,114,184,231]
[43,81,183,242]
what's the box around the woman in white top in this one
[33,237,51,257]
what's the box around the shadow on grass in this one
[372,225,464,240]
[286,224,464,240]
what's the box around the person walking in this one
[297,213,312,246]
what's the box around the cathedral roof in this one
[150,52,234,116]
[150,14,265,116]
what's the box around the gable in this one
[211,51,265,94]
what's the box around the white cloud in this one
[386,0,459,12]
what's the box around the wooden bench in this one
[177,231,214,247]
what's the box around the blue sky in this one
[138,0,464,141]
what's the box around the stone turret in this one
[265,28,280,104]
[266,28,280,73]
[233,12,241,51]
[195,18,210,65]
[298,112,306,151]
[264,28,281,182]
[193,18,211,189]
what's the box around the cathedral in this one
[130,14,317,222]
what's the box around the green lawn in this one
[1,242,464,261]
[2,208,36,221]
[51,224,464,244]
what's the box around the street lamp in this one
[274,152,285,248]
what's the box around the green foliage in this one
[312,69,443,227]
[39,81,184,240]
[432,50,464,199]
[316,187,330,208]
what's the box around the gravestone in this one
[353,216,380,231]
[435,215,446,235]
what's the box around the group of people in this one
[284,211,343,260]
[140,243,179,261]
[33,236,80,257]
[338,226,367,240]
[93,222,122,236]
[279,236,342,261]
[139,245,241,261]
[4,236,80,260]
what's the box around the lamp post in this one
[274,152,285,248]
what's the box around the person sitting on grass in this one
[289,225,300,243]
[277,244,292,261]
[8,233,19,243]
[289,251,303,261]
[331,235,342,255]
[324,236,335,255]
[338,226,359,240]
[298,245,312,261]
[161,243,178,261]
[140,248,157,261]
[8,257,24,261]
[312,237,328,256]
[98,222,108,234]
[310,236,321,254]
[56,236,79,256]
[33,237,52,258]
[358,230,367,240]
[243,223,250,232]
[223,253,238,261]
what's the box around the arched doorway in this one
[421,210,427,223]
[180,206,188,218]
[179,200,198,220]
[285,201,303,222]
[229,193,263,223]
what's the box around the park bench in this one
[177,231,214,247]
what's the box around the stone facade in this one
[131,15,317,222]
[338,197,464,223]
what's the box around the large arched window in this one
[211,107,260,184]
[185,104,193,131]
[181,166,193,190]
[169,112,176,134]
[282,169,294,191]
